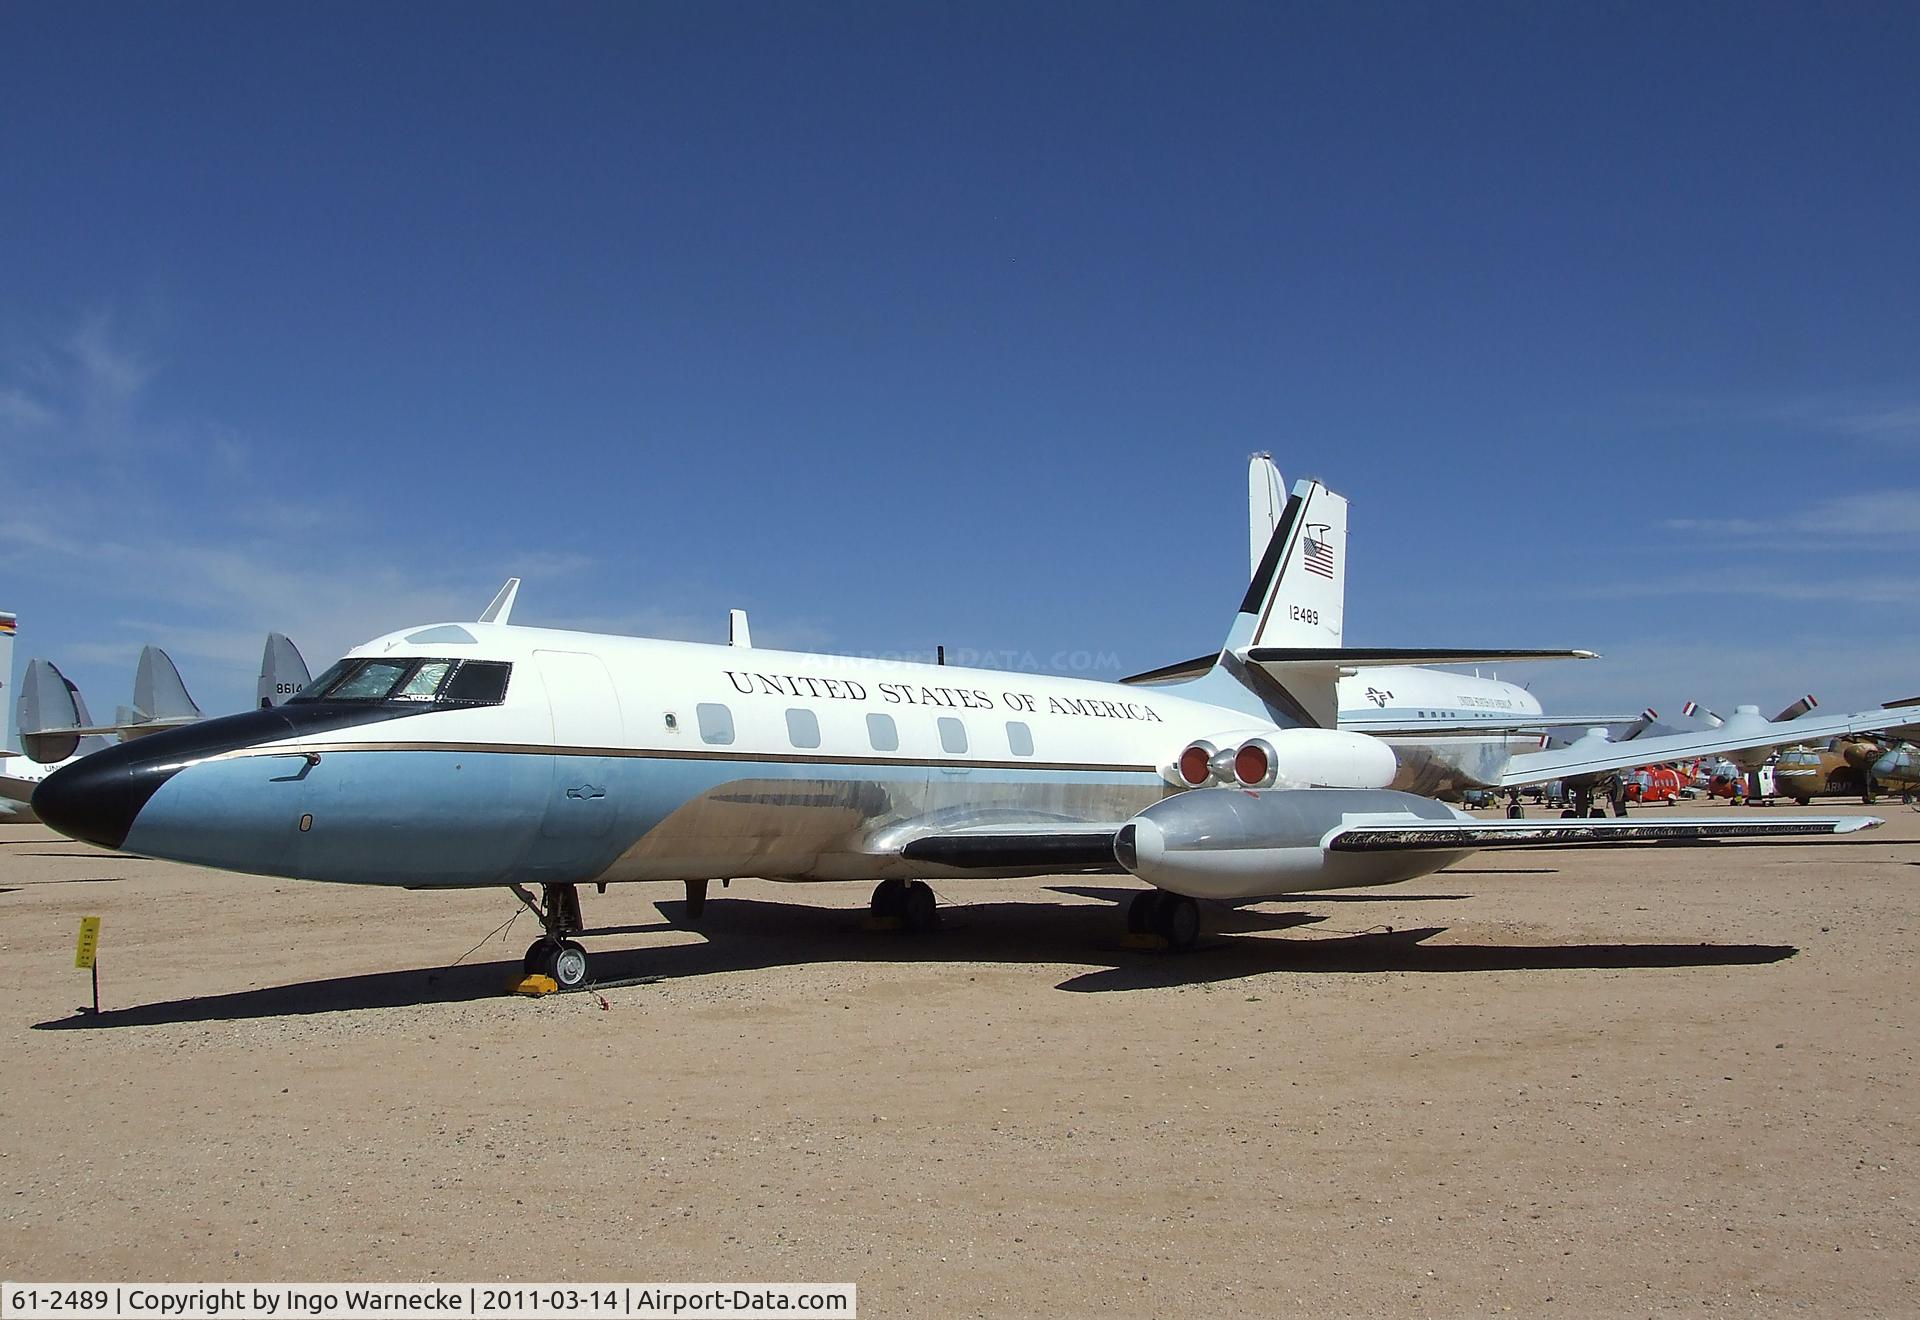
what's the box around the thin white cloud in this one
[1528,632,1920,720]
[1662,488,1920,543]
[0,387,55,430]
[1580,570,1920,607]
[0,313,615,713]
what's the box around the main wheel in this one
[524,937,558,973]
[546,939,589,990]
[870,878,907,919]
[1152,894,1200,950]
[903,882,940,932]
[1126,891,1159,934]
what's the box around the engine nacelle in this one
[1165,728,1397,790]
[1260,728,1397,789]
[1117,787,1472,901]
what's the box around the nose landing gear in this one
[512,882,590,990]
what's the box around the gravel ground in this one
[2,798,1915,1316]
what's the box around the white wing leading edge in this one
[1499,704,1920,788]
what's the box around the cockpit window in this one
[291,657,513,708]
[296,660,356,700]
[397,661,454,700]
[440,659,512,705]
[328,659,413,700]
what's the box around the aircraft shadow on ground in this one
[32,891,1799,1027]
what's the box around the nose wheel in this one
[512,883,591,989]
[523,936,590,989]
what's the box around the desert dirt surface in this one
[2,799,1917,1317]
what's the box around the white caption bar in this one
[2,1284,857,1320]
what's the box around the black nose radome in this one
[33,741,150,851]
[32,700,448,851]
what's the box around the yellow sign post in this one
[74,916,101,1014]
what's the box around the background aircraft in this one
[0,622,312,822]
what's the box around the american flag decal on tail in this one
[1301,526,1335,579]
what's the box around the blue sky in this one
[2,2,1917,729]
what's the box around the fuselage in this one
[0,750,79,822]
[1337,666,1546,796]
[37,622,1406,890]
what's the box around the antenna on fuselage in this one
[479,578,520,625]
[937,645,946,666]
[728,609,752,647]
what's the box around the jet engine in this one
[1167,728,1397,791]
[1117,786,1472,901]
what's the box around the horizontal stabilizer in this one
[1245,647,1597,667]
[1330,815,1879,852]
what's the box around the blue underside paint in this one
[123,749,1162,888]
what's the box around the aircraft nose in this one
[32,742,166,851]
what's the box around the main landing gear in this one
[513,882,590,990]
[869,879,941,932]
[1559,783,1621,819]
[1127,890,1200,950]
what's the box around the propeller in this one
[1616,708,1658,742]
[1682,700,1724,730]
[1773,694,1819,722]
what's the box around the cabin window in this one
[1006,720,1035,757]
[697,703,735,745]
[867,713,899,752]
[938,716,968,754]
[786,708,821,749]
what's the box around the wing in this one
[1331,815,1879,852]
[1342,714,1644,737]
[1500,705,1920,787]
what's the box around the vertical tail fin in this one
[1247,453,1287,579]
[18,658,112,764]
[132,646,202,724]
[1228,477,1348,653]
[258,633,312,707]
[1135,478,1350,729]
[0,611,15,753]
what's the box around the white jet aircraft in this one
[32,485,1877,989]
